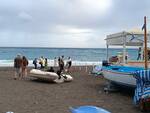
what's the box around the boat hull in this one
[102,69,136,87]
[29,69,73,83]
[102,66,144,87]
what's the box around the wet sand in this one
[0,66,141,113]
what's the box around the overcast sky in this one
[0,0,149,48]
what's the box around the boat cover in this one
[102,65,143,73]
[133,70,150,105]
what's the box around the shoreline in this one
[0,60,102,67]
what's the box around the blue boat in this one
[102,65,144,87]
[70,106,111,113]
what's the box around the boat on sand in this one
[102,65,143,87]
[30,69,73,83]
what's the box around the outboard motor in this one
[102,60,109,67]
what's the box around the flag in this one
[130,33,135,41]
[142,23,146,30]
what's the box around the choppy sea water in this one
[0,47,138,67]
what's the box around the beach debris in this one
[6,112,14,113]
[70,105,111,113]
[91,65,103,76]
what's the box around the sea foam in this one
[0,60,101,67]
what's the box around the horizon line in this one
[0,46,105,49]
[0,46,138,49]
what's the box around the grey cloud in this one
[0,0,149,31]
[0,0,149,47]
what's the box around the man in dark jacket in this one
[14,54,22,79]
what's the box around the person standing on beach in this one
[54,57,57,67]
[59,55,65,72]
[44,58,48,69]
[33,58,38,69]
[22,56,29,79]
[66,56,72,72]
[58,57,61,67]
[137,47,142,60]
[14,54,22,80]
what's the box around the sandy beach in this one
[0,66,141,113]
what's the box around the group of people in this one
[33,55,72,72]
[33,56,48,69]
[58,56,72,73]
[14,54,72,80]
[50,56,72,73]
[14,54,29,80]
[55,55,72,79]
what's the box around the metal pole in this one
[144,16,148,69]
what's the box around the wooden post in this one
[123,34,126,64]
[106,44,109,61]
[144,16,148,69]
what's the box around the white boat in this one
[102,65,144,87]
[30,69,73,83]
[30,69,58,81]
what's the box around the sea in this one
[0,47,138,67]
